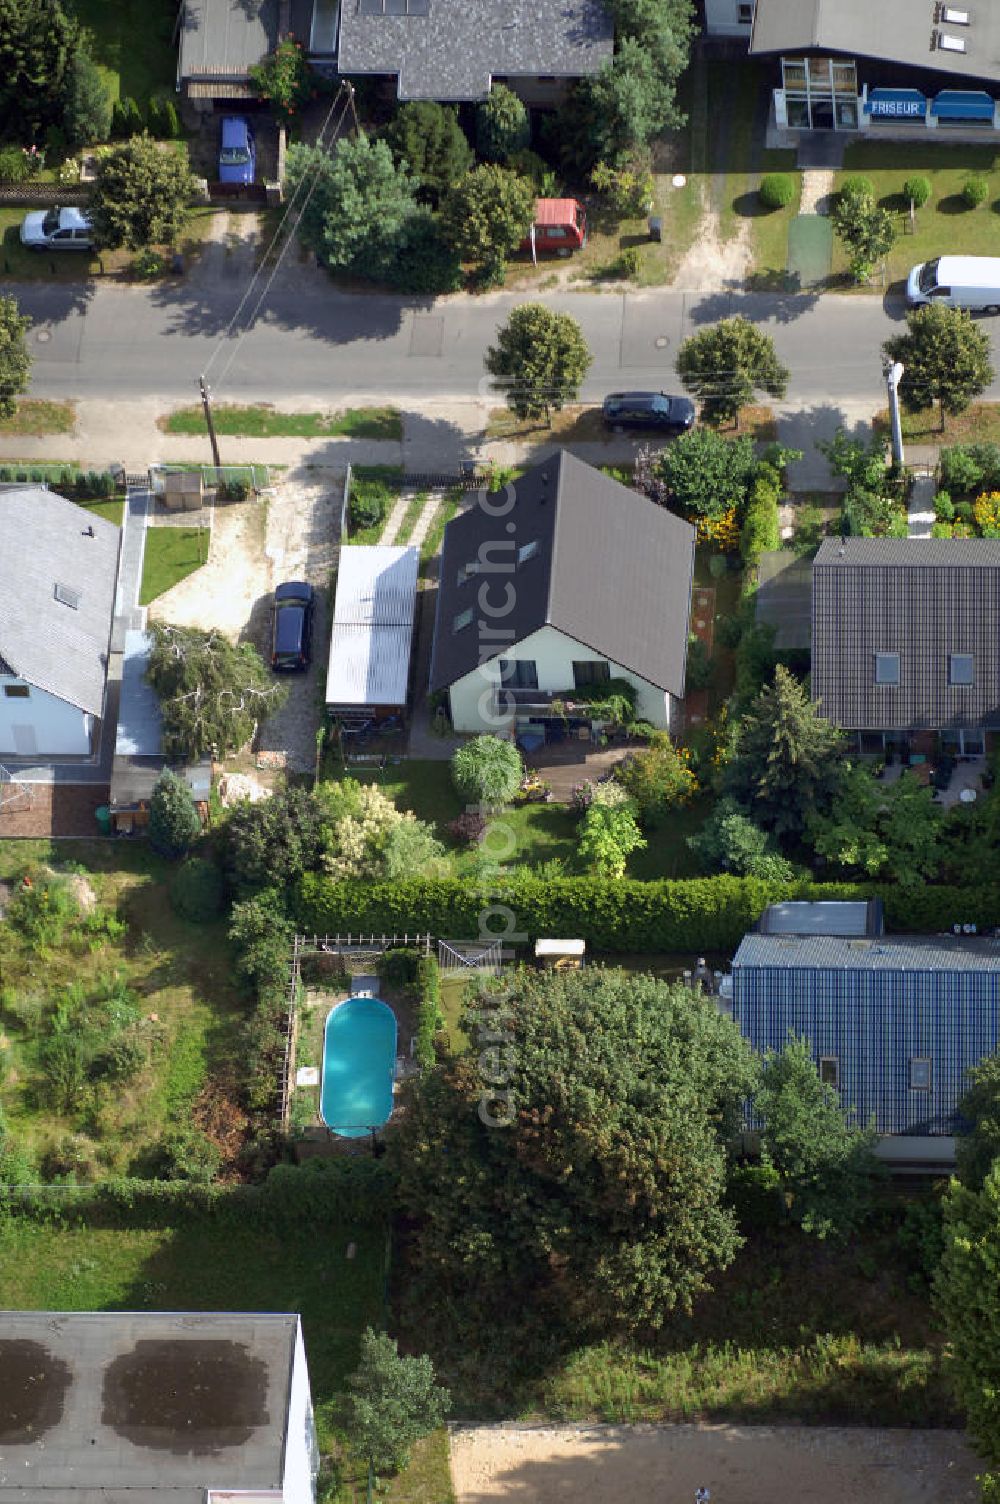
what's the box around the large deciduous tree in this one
[146,624,286,762]
[955,1052,1000,1191]
[883,304,994,432]
[485,303,592,423]
[89,135,197,249]
[383,101,472,203]
[288,136,419,281]
[342,1329,451,1477]
[638,427,758,524]
[440,164,535,286]
[755,1035,880,1240]
[0,0,80,141]
[392,968,758,1339]
[723,664,844,840]
[677,315,789,428]
[0,294,31,420]
[934,1166,1000,1473]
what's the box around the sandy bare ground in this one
[449,1423,980,1504]
[670,204,751,293]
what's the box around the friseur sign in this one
[866,88,926,118]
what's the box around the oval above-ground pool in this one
[320,997,398,1138]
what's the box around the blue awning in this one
[865,88,925,119]
[932,90,995,121]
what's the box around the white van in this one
[906,255,1000,313]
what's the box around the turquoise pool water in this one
[320,997,397,1138]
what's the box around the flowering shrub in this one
[446,811,487,846]
[571,781,595,813]
[696,506,740,550]
[590,161,655,217]
[249,37,313,123]
[973,491,1000,537]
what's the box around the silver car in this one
[20,207,95,251]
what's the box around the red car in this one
[520,198,588,255]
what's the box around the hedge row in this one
[414,955,443,1068]
[295,873,997,953]
[0,1159,395,1228]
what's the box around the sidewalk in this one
[0,396,883,487]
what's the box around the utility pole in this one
[199,373,222,470]
[886,360,905,471]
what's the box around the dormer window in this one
[453,607,474,633]
[874,652,899,685]
[517,540,539,566]
[457,562,480,586]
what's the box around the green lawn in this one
[78,498,125,526]
[66,0,178,105]
[323,759,708,879]
[0,399,76,436]
[873,399,1000,444]
[345,465,405,545]
[833,141,1000,288]
[139,526,210,604]
[162,405,403,441]
[420,488,462,570]
[0,1214,387,1448]
[393,490,428,546]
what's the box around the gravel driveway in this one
[150,467,343,774]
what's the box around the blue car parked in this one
[218,116,256,185]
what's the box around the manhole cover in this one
[36,329,51,343]
[654,335,669,349]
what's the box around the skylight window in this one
[458,562,480,586]
[517,540,539,566]
[950,653,974,686]
[54,581,80,610]
[359,0,429,13]
[939,31,967,51]
[453,607,474,633]
[874,652,899,686]
[942,5,970,24]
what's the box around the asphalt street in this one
[9,261,1000,410]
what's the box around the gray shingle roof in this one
[0,1311,297,1501]
[338,0,614,102]
[812,537,1000,732]
[0,489,119,717]
[751,0,1000,85]
[430,451,695,695]
[734,933,1000,973]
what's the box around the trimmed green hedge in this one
[295,874,996,954]
[414,955,442,1068]
[0,1159,394,1228]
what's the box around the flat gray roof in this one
[0,1312,298,1502]
[179,0,314,80]
[757,900,882,938]
[338,0,614,102]
[755,549,811,652]
[115,630,163,758]
[734,934,1000,972]
[326,545,419,708]
[751,0,1000,85]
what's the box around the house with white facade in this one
[0,487,119,759]
[429,452,695,736]
[0,1310,318,1503]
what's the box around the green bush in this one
[147,97,180,140]
[726,1163,785,1232]
[451,735,523,810]
[379,947,423,988]
[903,175,931,208]
[146,1127,222,1184]
[0,146,36,182]
[740,471,782,566]
[169,857,225,922]
[294,872,999,953]
[382,209,463,295]
[149,769,202,858]
[839,175,875,204]
[940,443,1000,497]
[414,955,442,1068]
[348,474,394,532]
[934,490,955,522]
[758,172,794,210]
[131,248,166,280]
[685,635,713,691]
[617,246,641,278]
[7,874,79,948]
[475,83,530,162]
[963,174,989,208]
[111,96,145,138]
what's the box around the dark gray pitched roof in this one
[734,933,1000,973]
[0,488,119,716]
[337,0,614,102]
[430,451,695,695]
[812,537,1000,732]
[751,0,1000,84]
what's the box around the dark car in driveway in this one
[270,582,314,671]
[602,392,696,433]
[218,115,256,185]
